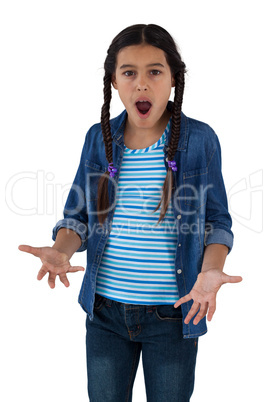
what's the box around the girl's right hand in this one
[18,245,85,288]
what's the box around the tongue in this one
[136,101,151,113]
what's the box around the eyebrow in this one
[119,63,165,69]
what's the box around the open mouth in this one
[135,100,152,116]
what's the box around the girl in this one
[19,24,242,402]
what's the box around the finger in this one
[207,302,216,321]
[48,272,56,289]
[18,245,42,258]
[67,266,85,273]
[184,301,200,325]
[174,294,192,308]
[193,302,209,326]
[222,274,243,284]
[37,265,48,281]
[59,273,70,288]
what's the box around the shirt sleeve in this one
[52,132,90,253]
[204,132,234,254]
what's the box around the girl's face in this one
[112,44,175,133]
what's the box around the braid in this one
[169,72,185,158]
[97,73,113,225]
[153,70,185,224]
[101,74,113,162]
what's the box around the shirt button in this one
[177,214,181,220]
[178,243,181,247]
[177,269,182,274]
[166,157,169,162]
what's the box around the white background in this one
[1,0,267,401]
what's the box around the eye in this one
[123,71,135,77]
[150,70,161,76]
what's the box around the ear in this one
[112,74,118,90]
[171,75,176,88]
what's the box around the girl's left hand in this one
[174,269,242,326]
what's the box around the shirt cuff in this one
[204,228,234,254]
[52,218,88,252]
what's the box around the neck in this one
[124,109,171,150]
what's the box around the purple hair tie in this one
[168,160,177,171]
[108,162,117,177]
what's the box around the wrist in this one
[201,265,223,273]
[201,244,228,273]
[52,228,82,260]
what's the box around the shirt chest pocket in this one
[85,160,107,201]
[182,167,208,210]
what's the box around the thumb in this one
[222,273,243,284]
[68,265,85,273]
[18,245,42,258]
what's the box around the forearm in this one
[201,243,229,273]
[52,228,82,260]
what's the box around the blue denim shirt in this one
[52,101,233,339]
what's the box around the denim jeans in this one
[85,293,198,402]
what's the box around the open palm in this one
[19,245,85,288]
[174,269,242,325]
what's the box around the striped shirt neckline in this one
[123,119,171,154]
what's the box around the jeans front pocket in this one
[154,304,183,321]
[93,293,106,311]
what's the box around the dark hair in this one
[97,24,186,225]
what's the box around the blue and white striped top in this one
[95,120,180,305]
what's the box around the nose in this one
[137,84,148,91]
[136,75,148,91]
